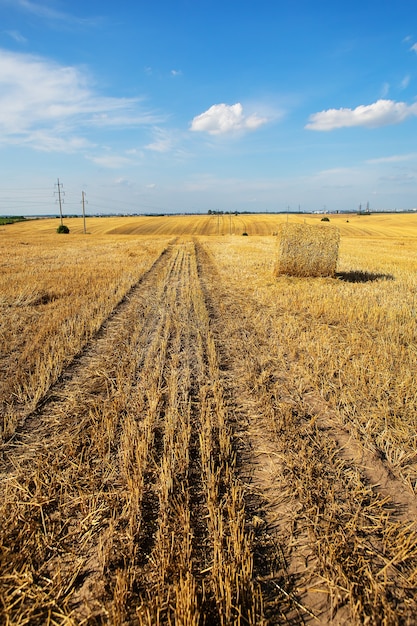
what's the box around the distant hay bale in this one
[274,223,340,277]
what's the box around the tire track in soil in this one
[3,238,416,624]
[195,241,417,625]
[133,240,260,624]
[195,241,317,625]
[303,393,417,523]
[0,240,260,625]
[132,241,207,623]
[63,241,217,621]
[0,239,176,456]
[0,241,191,623]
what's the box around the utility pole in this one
[81,191,87,234]
[55,178,65,225]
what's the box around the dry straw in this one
[274,223,340,277]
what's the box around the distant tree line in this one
[0,216,26,225]
[208,210,252,215]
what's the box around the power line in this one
[81,191,87,234]
[54,178,65,226]
[0,182,170,215]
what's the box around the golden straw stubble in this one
[274,222,340,277]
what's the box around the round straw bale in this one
[274,223,340,277]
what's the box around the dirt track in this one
[1,239,417,624]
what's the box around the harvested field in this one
[1,215,417,624]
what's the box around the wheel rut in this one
[0,241,187,622]
[0,241,174,456]
[0,240,262,625]
[303,392,417,523]
[195,240,417,625]
[2,237,416,625]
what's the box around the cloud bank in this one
[190,103,268,135]
[0,48,160,151]
[306,99,417,131]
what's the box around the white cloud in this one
[381,82,390,97]
[311,166,360,182]
[366,153,417,164]
[10,0,70,20]
[411,43,417,53]
[145,127,174,152]
[379,172,417,183]
[87,154,133,169]
[114,177,133,186]
[2,0,99,27]
[190,102,268,135]
[171,69,182,76]
[401,74,411,89]
[125,148,142,155]
[306,99,417,131]
[18,131,92,152]
[4,30,27,43]
[90,110,159,127]
[0,48,160,151]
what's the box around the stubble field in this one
[1,213,417,625]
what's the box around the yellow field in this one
[1,214,417,624]
[6,211,417,238]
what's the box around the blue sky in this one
[1,0,417,215]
